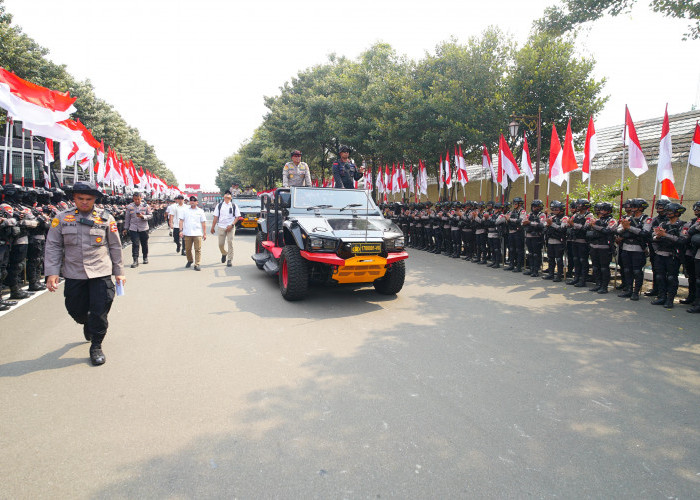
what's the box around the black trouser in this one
[648,244,658,291]
[488,236,501,264]
[572,241,589,282]
[173,228,181,249]
[525,236,543,273]
[129,230,149,260]
[461,230,473,257]
[507,231,524,268]
[590,246,612,288]
[694,258,700,304]
[434,227,442,251]
[451,229,461,255]
[474,233,487,261]
[0,241,10,287]
[653,254,681,300]
[683,254,696,302]
[545,243,565,277]
[621,250,646,292]
[5,242,27,288]
[566,240,575,275]
[26,238,45,285]
[64,276,115,345]
[443,228,451,252]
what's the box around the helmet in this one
[693,201,700,212]
[485,200,494,207]
[595,201,613,213]
[576,198,591,209]
[630,198,649,210]
[655,199,670,209]
[550,200,564,211]
[531,199,544,209]
[338,145,351,154]
[665,203,686,217]
[512,197,524,204]
[291,150,302,157]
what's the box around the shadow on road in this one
[0,342,88,377]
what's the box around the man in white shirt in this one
[211,191,242,267]
[167,195,187,253]
[179,196,207,271]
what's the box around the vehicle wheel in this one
[254,232,265,269]
[279,245,309,301]
[374,260,406,295]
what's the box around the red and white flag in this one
[657,105,679,199]
[561,118,579,175]
[399,162,408,190]
[520,136,534,183]
[582,116,598,182]
[689,123,700,168]
[439,155,444,189]
[418,160,428,195]
[375,167,384,193]
[364,169,372,192]
[456,144,469,186]
[498,134,520,189]
[408,165,415,194]
[444,152,452,189]
[0,67,77,125]
[482,144,496,182]
[549,124,566,186]
[391,163,400,194]
[624,107,649,176]
[44,138,54,166]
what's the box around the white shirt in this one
[214,201,241,228]
[180,206,206,236]
[166,204,177,226]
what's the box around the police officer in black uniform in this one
[523,199,545,277]
[617,198,652,301]
[567,199,592,287]
[505,197,526,272]
[645,198,671,297]
[685,202,700,313]
[587,202,617,294]
[543,200,567,282]
[332,146,365,189]
[681,201,700,306]
[2,184,33,300]
[650,202,687,308]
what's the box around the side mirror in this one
[279,192,291,209]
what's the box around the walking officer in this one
[282,150,312,188]
[44,182,125,366]
[123,190,153,268]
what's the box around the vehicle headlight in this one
[309,237,336,251]
[386,237,404,250]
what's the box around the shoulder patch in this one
[64,214,75,222]
[109,222,118,232]
[51,218,60,228]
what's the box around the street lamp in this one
[508,106,542,199]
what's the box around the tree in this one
[535,0,700,40]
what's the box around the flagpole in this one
[29,131,36,188]
[587,164,592,200]
[2,117,9,185]
[679,120,698,204]
[620,105,628,218]
[650,178,658,217]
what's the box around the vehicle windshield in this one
[232,198,260,211]
[291,187,379,214]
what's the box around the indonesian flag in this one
[582,116,598,182]
[439,155,444,189]
[408,165,415,194]
[44,138,55,166]
[521,136,534,183]
[456,144,468,186]
[624,107,649,176]
[498,134,520,186]
[483,144,496,181]
[312,179,318,187]
[418,159,428,195]
[561,118,579,174]
[364,169,372,192]
[22,119,83,144]
[444,152,452,189]
[657,105,679,199]
[0,66,77,125]
[399,162,408,190]
[385,165,392,193]
[549,124,566,186]
[95,140,106,182]
[689,123,700,168]
[391,163,400,194]
[375,167,384,193]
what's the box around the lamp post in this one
[508,105,542,200]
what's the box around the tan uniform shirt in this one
[283,161,312,187]
[44,208,124,279]
[124,202,153,232]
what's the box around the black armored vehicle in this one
[252,187,408,300]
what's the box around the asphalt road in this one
[1,223,699,499]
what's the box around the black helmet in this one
[630,198,649,210]
[531,199,544,209]
[595,201,613,213]
[576,198,591,209]
[291,150,302,157]
[338,145,351,154]
[665,203,686,217]
[693,201,700,212]
[512,197,524,204]
[550,200,564,211]
[655,199,670,209]
[493,202,503,210]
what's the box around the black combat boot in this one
[89,344,106,366]
[28,281,47,292]
[664,295,675,309]
[131,259,139,268]
[9,286,30,300]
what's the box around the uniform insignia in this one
[289,174,294,178]
[109,222,118,232]
[94,217,104,224]
[608,219,617,227]
[64,215,75,222]
[95,237,103,243]
[646,217,652,223]
[51,218,60,228]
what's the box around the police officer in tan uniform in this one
[282,150,312,188]
[44,182,125,366]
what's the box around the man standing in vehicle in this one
[332,145,365,189]
[283,150,312,188]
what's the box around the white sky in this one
[4,0,699,189]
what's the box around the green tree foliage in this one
[0,0,176,184]
[535,0,700,40]
[569,177,631,211]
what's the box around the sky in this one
[4,0,699,190]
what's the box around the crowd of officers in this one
[386,197,700,312]
[0,183,167,312]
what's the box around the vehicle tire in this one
[373,260,406,295]
[254,232,265,269]
[279,245,309,301]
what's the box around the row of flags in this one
[0,66,181,197]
